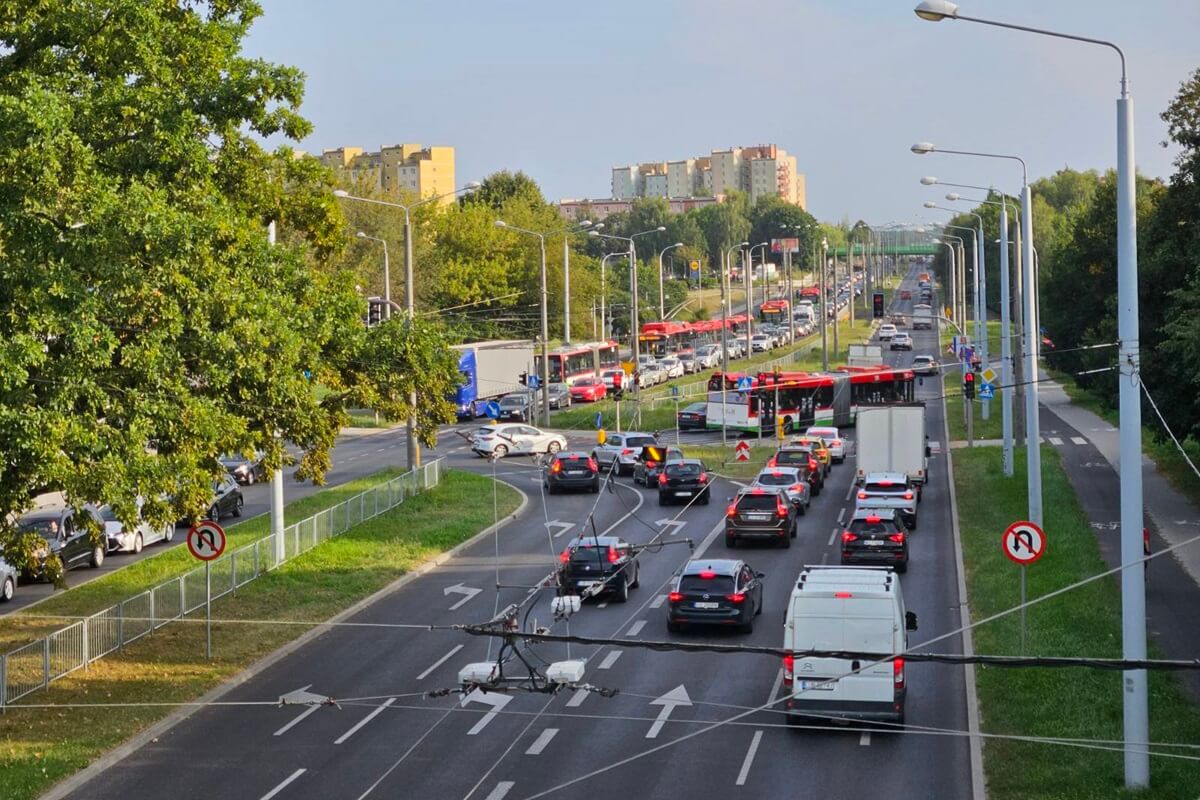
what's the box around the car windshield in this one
[576,378,597,386]
[96,506,119,522]
[737,493,780,511]
[20,518,60,539]
[500,396,526,407]
[680,574,734,593]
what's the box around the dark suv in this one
[543,451,600,494]
[497,392,533,422]
[559,536,640,602]
[667,559,764,633]
[658,459,711,506]
[841,508,909,572]
[725,487,797,548]
[17,506,107,579]
[634,445,684,487]
[768,447,824,495]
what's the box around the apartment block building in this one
[610,144,805,208]
[321,144,456,203]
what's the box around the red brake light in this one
[776,501,789,518]
[771,469,782,477]
[833,440,842,446]
[646,460,657,469]
[782,653,794,686]
[841,531,857,542]
[727,593,746,603]
[834,591,853,598]
[607,546,620,564]
[751,487,765,495]
[551,461,563,473]
[668,591,683,603]
[658,473,667,486]
[888,533,906,543]
[726,503,737,518]
[622,448,633,455]
[903,491,914,500]
[809,459,818,471]
[858,491,868,500]
[791,484,804,493]
[559,548,570,563]
[698,570,717,579]
[698,472,708,483]
[893,657,905,690]
[766,457,777,467]
[865,515,881,523]
[879,480,893,486]
[587,457,598,472]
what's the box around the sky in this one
[248,0,1197,225]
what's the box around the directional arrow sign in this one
[545,520,575,539]
[461,689,513,735]
[646,685,691,739]
[656,518,686,538]
[444,583,482,611]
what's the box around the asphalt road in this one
[59,267,975,800]
[3,427,416,616]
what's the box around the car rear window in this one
[500,396,525,407]
[864,482,908,495]
[680,574,735,593]
[737,493,780,511]
[755,472,795,486]
[775,450,809,464]
[850,518,900,535]
[475,427,497,437]
[666,462,701,477]
[625,436,655,448]
[569,543,614,563]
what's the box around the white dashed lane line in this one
[836,507,846,525]
[484,782,515,800]
[566,688,589,707]
[735,730,764,786]
[625,620,647,637]
[827,527,839,546]
[650,594,668,609]
[525,728,558,756]
[334,698,395,744]
[860,732,872,746]
[260,769,306,800]
[599,650,622,670]
[1048,436,1063,446]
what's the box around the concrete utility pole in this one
[742,246,752,360]
[267,221,285,566]
[820,239,829,371]
[831,247,839,356]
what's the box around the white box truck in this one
[782,566,917,725]
[854,404,929,495]
[912,304,933,330]
[451,340,535,419]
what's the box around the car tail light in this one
[668,591,683,603]
[809,459,818,472]
[646,460,657,469]
[858,491,868,500]
[791,483,804,493]
[726,503,737,518]
[587,457,598,472]
[888,533,906,543]
[903,491,914,500]
[766,457,776,467]
[551,461,562,474]
[698,472,708,484]
[865,515,882,523]
[834,591,853,598]
[726,593,746,603]
[559,548,570,563]
[622,448,633,455]
[879,480,893,486]
[782,653,794,686]
[776,501,789,518]
[658,474,667,486]
[893,657,905,690]
[833,440,842,447]
[607,546,620,564]
[842,531,857,542]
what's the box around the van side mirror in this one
[905,611,918,631]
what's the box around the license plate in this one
[567,470,587,476]
[799,680,836,691]
[675,491,692,497]
[745,513,769,521]
[577,580,598,587]
[864,540,884,546]
[694,602,719,609]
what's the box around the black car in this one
[542,383,572,410]
[633,445,684,487]
[676,402,707,430]
[667,559,764,633]
[219,451,266,485]
[558,535,640,602]
[206,474,244,521]
[497,392,533,422]
[543,451,600,494]
[769,447,824,495]
[658,459,711,506]
[725,487,797,548]
[17,506,107,578]
[841,508,909,572]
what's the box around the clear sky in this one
[248,0,1196,225]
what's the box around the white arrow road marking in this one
[444,583,482,611]
[646,685,692,738]
[656,518,686,537]
[417,645,464,680]
[273,685,326,737]
[735,730,764,786]
[260,769,306,800]
[483,782,515,800]
[335,698,395,744]
[599,651,622,670]
[545,520,575,539]
[462,689,513,735]
[525,728,559,755]
[650,594,668,609]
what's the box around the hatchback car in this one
[856,472,918,529]
[841,508,910,572]
[805,426,846,463]
[890,332,913,351]
[752,467,810,514]
[543,451,600,494]
[497,392,534,422]
[768,447,824,495]
[592,432,657,476]
[676,402,707,430]
[569,376,607,403]
[695,345,721,369]
[542,382,572,410]
[750,334,772,353]
[220,451,266,484]
[667,559,764,633]
[633,445,684,487]
[912,355,938,375]
[725,487,797,548]
[92,500,175,554]
[877,323,898,341]
[559,535,640,602]
[657,459,710,505]
[0,557,15,602]
[659,357,685,379]
[17,506,107,578]
[472,423,567,459]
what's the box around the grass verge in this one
[0,469,521,800]
[687,444,779,480]
[0,468,409,651]
[953,446,1200,798]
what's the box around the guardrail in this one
[0,459,443,709]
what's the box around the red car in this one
[570,376,608,402]
[900,289,912,300]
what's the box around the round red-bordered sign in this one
[1002,520,1045,566]
[187,520,226,561]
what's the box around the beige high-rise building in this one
[322,143,456,204]
[609,145,805,208]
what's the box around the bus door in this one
[830,375,852,426]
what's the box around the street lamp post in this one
[600,251,628,339]
[496,221,551,427]
[914,4,1147,782]
[590,227,666,371]
[820,237,829,371]
[658,242,684,319]
[355,232,391,319]
[334,182,481,471]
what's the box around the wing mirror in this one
[905,611,919,631]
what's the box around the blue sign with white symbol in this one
[736,377,753,392]
[978,382,995,400]
[485,401,501,419]
[526,374,540,389]
[594,411,603,429]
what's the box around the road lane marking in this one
[650,594,667,608]
[483,781,515,800]
[845,483,854,501]
[821,552,829,564]
[859,732,872,746]
[1048,436,1063,446]
[626,620,646,637]
[273,704,320,737]
[837,507,846,524]
[260,769,306,799]
[1071,436,1088,445]
[525,728,559,755]
[335,698,396,744]
[766,668,784,704]
[597,602,608,609]
[566,688,589,707]
[827,527,839,546]
[417,645,464,680]
[599,650,622,670]
[735,731,764,786]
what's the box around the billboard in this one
[770,237,800,254]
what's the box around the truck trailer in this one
[854,404,929,495]
[452,340,535,420]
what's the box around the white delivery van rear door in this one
[789,595,897,709]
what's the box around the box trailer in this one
[854,404,929,494]
[452,340,535,420]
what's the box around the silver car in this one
[591,431,658,476]
[91,501,175,554]
[752,466,811,514]
[855,471,918,529]
[695,345,721,369]
[0,556,16,602]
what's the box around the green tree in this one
[464,170,547,212]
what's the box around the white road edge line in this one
[598,650,622,670]
[273,704,320,737]
[335,698,396,744]
[416,644,464,680]
[483,781,515,800]
[260,768,306,800]
[735,730,764,786]
[525,728,559,755]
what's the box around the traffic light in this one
[963,371,976,400]
[872,292,884,318]
[366,296,384,327]
[519,371,528,386]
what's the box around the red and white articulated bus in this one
[535,340,621,385]
[637,318,748,357]
[704,366,916,433]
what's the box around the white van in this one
[782,566,917,725]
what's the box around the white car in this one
[877,323,898,341]
[659,357,685,379]
[471,423,567,459]
[750,334,773,353]
[695,345,721,369]
[805,426,846,463]
[90,501,174,554]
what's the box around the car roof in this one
[554,451,592,459]
[757,466,801,476]
[681,559,740,577]
[851,507,902,521]
[669,458,705,467]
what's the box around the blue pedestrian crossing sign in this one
[526,374,540,389]
[736,376,753,392]
[978,382,995,400]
